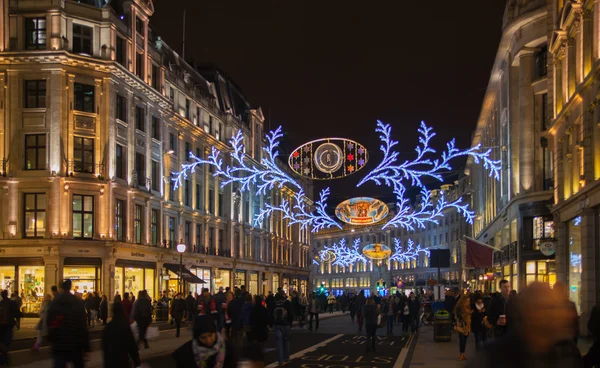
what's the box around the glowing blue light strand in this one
[389,238,430,263]
[322,239,367,267]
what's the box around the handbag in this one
[453,317,469,335]
[482,316,492,329]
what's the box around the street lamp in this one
[177,243,186,293]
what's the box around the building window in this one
[185,99,191,120]
[209,227,214,249]
[169,133,177,153]
[74,83,95,113]
[169,87,174,102]
[151,116,160,140]
[218,192,223,217]
[195,224,202,250]
[116,144,125,179]
[152,64,160,90]
[151,160,159,192]
[24,134,46,170]
[535,45,548,78]
[184,142,191,161]
[116,94,127,122]
[24,80,46,108]
[116,36,126,66]
[195,107,201,126]
[72,24,93,55]
[151,209,159,246]
[219,229,225,254]
[73,195,93,239]
[184,180,191,206]
[195,184,201,210]
[169,173,177,202]
[209,189,214,214]
[115,199,125,241]
[25,17,46,49]
[541,93,549,130]
[135,152,145,187]
[74,136,94,173]
[24,193,46,238]
[168,216,176,247]
[136,52,144,79]
[185,221,191,246]
[542,144,554,191]
[135,17,144,35]
[135,106,145,132]
[134,204,143,244]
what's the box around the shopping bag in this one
[130,321,139,341]
[146,326,160,340]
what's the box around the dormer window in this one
[25,18,46,50]
[73,24,93,55]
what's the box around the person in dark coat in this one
[0,289,20,366]
[99,295,109,325]
[102,302,141,368]
[584,305,600,368]
[46,280,90,368]
[249,296,269,344]
[213,287,226,332]
[471,295,489,351]
[291,292,304,328]
[133,290,153,349]
[467,282,583,368]
[488,279,513,337]
[362,296,379,353]
[355,290,366,333]
[227,290,244,348]
[265,291,275,326]
[172,315,237,368]
[122,292,133,321]
[171,293,186,338]
[408,292,421,333]
[185,292,195,322]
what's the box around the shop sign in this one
[131,252,145,258]
[77,249,90,253]
[539,241,556,256]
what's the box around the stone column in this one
[518,50,535,193]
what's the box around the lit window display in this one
[272,273,279,293]
[249,272,258,295]
[235,270,246,288]
[115,266,156,301]
[191,268,211,295]
[19,266,44,314]
[63,267,99,295]
[145,268,155,300]
[569,217,582,314]
[215,270,230,291]
[0,267,15,292]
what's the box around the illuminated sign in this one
[335,197,389,225]
[362,243,392,260]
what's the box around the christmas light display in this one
[389,238,430,263]
[321,238,367,267]
[357,121,501,230]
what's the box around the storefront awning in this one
[163,263,206,284]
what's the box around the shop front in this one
[282,275,290,294]
[272,273,279,293]
[0,257,45,314]
[191,267,211,294]
[163,263,205,297]
[115,260,157,301]
[248,272,258,296]
[235,270,246,289]
[63,257,102,295]
[215,269,231,290]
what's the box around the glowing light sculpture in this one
[389,238,430,263]
[173,126,341,232]
[358,121,501,230]
[322,238,367,267]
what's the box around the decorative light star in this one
[321,238,367,267]
[357,120,501,230]
[389,238,430,263]
[347,153,354,161]
[303,145,311,153]
[348,142,355,150]
[292,151,299,158]
[358,147,365,155]
[358,158,365,166]
[348,165,355,173]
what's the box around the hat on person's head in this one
[193,315,216,339]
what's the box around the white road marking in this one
[393,333,415,368]
[265,334,344,368]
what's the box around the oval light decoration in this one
[288,138,368,180]
[335,197,389,225]
[362,243,392,260]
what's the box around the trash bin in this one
[154,304,168,322]
[433,309,452,342]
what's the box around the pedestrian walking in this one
[308,294,320,332]
[46,279,90,368]
[171,293,186,338]
[227,289,244,348]
[32,294,52,351]
[265,291,275,326]
[471,294,490,351]
[213,287,226,332]
[327,293,336,313]
[172,315,237,368]
[355,290,366,333]
[185,291,196,324]
[102,302,141,368]
[453,292,472,361]
[401,300,410,335]
[99,295,108,326]
[223,291,233,339]
[408,292,420,333]
[488,279,513,337]
[383,297,396,335]
[133,290,153,349]
[241,293,254,343]
[467,282,583,368]
[249,296,269,345]
[122,292,133,321]
[292,292,304,328]
[0,290,19,365]
[272,289,293,366]
[363,296,379,353]
[349,295,356,322]
[10,293,21,330]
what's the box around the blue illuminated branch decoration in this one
[254,188,341,232]
[357,121,501,230]
[312,259,320,266]
[173,126,340,232]
[389,238,430,263]
[322,238,367,267]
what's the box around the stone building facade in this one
[0,0,311,314]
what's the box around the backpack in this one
[273,303,288,323]
[0,301,10,325]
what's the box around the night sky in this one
[151,0,507,205]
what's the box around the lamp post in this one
[177,243,186,294]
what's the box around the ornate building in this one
[311,180,470,296]
[549,0,599,331]
[466,0,556,297]
[0,0,311,314]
